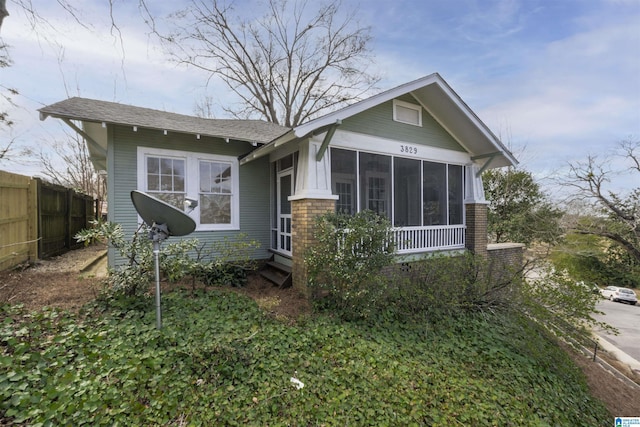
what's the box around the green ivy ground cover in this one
[0,289,609,426]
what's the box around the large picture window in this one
[138,147,239,230]
[331,147,464,227]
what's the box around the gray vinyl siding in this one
[108,125,271,267]
[340,95,465,152]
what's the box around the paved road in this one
[593,298,640,364]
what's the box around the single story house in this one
[39,73,519,290]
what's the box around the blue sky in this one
[1,0,639,192]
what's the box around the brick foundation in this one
[291,198,336,294]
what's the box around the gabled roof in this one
[39,97,290,143]
[39,74,516,172]
[242,73,517,169]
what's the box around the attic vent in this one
[393,100,422,127]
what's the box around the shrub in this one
[306,212,527,321]
[383,252,518,321]
[76,221,260,296]
[194,263,248,287]
[305,210,394,319]
[520,266,615,344]
[76,220,155,297]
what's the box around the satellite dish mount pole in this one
[130,191,196,330]
[150,222,169,329]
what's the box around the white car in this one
[600,286,638,305]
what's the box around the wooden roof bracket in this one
[471,152,500,177]
[61,118,107,158]
[315,119,342,162]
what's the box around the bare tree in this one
[563,139,640,264]
[24,130,106,204]
[0,0,7,30]
[193,95,217,119]
[0,36,18,160]
[147,0,379,127]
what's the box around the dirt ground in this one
[0,244,638,417]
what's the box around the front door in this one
[277,169,293,256]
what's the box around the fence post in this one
[35,177,43,259]
[66,188,73,250]
[27,177,38,261]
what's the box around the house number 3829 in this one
[400,145,418,155]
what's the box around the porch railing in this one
[393,225,466,254]
[337,224,466,256]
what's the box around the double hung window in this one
[138,147,239,230]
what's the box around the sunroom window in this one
[330,148,464,227]
[138,147,239,230]
[360,152,391,217]
[331,149,357,215]
[394,157,421,226]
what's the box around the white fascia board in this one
[292,73,442,138]
[239,130,296,165]
[420,79,518,168]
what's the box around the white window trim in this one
[393,99,422,127]
[137,146,240,231]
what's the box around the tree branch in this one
[574,229,640,264]
[145,0,379,126]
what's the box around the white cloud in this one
[1,0,639,193]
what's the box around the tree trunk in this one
[0,0,8,30]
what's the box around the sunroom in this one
[329,147,466,254]
[241,73,517,288]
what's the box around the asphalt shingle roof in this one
[39,97,291,144]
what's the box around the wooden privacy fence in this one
[0,170,98,271]
[0,171,38,271]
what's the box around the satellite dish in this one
[130,191,197,329]
[131,190,196,237]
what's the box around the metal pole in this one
[153,240,162,329]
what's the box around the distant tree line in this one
[484,139,640,289]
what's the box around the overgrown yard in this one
[0,290,611,425]
[0,245,638,425]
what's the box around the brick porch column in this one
[465,202,488,257]
[291,198,336,294]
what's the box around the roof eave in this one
[38,99,290,145]
[239,130,297,165]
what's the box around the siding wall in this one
[108,125,271,267]
[340,95,465,152]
